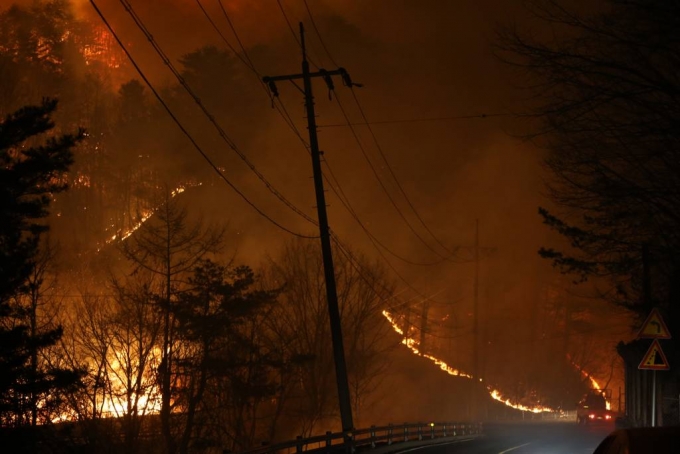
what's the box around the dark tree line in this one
[500,0,680,321]
[0,99,84,431]
[0,2,397,452]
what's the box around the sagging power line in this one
[88,0,316,239]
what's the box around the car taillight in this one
[589,414,596,419]
[605,414,612,420]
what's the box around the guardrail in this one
[237,422,483,454]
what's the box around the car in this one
[577,392,614,425]
[593,426,680,453]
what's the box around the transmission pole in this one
[263,23,359,436]
[473,219,480,419]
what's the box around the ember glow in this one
[98,348,163,418]
[382,310,556,413]
[569,356,612,410]
[488,390,554,414]
[81,25,124,69]
[383,310,473,379]
[103,183,201,246]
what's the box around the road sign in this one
[638,308,671,339]
[638,339,670,370]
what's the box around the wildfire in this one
[383,311,474,378]
[569,355,612,410]
[382,310,555,413]
[107,209,154,244]
[81,24,125,69]
[489,389,554,413]
[98,348,163,418]
[103,183,201,247]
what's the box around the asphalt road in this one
[409,422,615,454]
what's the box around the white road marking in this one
[498,442,532,454]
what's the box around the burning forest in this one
[0,0,653,453]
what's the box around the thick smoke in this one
[1,0,630,425]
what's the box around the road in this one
[410,422,614,454]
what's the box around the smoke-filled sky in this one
[67,0,629,367]
[65,0,549,268]
[2,0,632,413]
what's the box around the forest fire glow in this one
[488,390,554,413]
[569,356,612,410]
[107,210,154,244]
[81,25,124,69]
[104,183,200,246]
[97,349,163,418]
[382,310,555,413]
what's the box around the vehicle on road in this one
[577,392,613,425]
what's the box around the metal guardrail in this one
[238,422,483,454]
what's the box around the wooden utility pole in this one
[473,219,480,419]
[263,23,358,435]
[419,300,431,352]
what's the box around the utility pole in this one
[419,300,431,352]
[473,219,480,419]
[263,23,359,436]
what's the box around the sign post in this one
[637,309,671,427]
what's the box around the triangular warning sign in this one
[638,308,671,339]
[638,339,670,370]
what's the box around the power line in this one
[317,112,511,128]
[298,0,458,260]
[88,0,315,239]
[195,4,430,292]
[205,4,457,295]
[277,0,302,52]
[332,92,455,260]
[269,93,450,270]
[275,0,319,69]
[254,12,462,300]
[117,0,318,228]
[193,0,310,148]
[193,0,254,71]
[322,155,446,267]
[194,1,440,272]
[302,1,500,262]
[302,0,339,68]
[332,231,450,307]
[246,6,483,306]
[331,229,447,305]
[216,0,256,70]
[198,1,447,269]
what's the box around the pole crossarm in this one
[263,68,361,98]
[264,68,347,82]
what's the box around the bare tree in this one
[265,239,395,434]
[498,0,680,316]
[119,189,224,454]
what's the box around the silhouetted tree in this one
[119,191,224,454]
[265,239,395,434]
[0,98,84,426]
[171,259,279,454]
[500,0,680,318]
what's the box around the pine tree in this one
[0,98,83,426]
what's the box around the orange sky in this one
[1,0,633,413]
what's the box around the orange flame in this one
[102,183,201,248]
[382,310,555,413]
[569,355,611,410]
